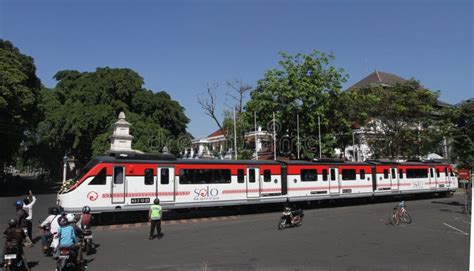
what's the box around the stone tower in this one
[109,111,141,153]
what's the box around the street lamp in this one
[62,154,68,184]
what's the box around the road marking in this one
[442,223,469,236]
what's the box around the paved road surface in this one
[0,190,470,270]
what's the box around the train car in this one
[57,153,458,213]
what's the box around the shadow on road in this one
[431,200,463,206]
[0,178,60,197]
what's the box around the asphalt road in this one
[0,188,470,271]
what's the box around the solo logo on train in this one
[193,186,219,201]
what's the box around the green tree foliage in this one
[351,80,444,159]
[450,100,474,168]
[243,50,348,158]
[37,67,189,172]
[0,40,42,166]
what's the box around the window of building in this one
[237,169,245,183]
[161,168,169,184]
[322,169,328,181]
[89,167,106,185]
[301,169,318,182]
[113,167,124,184]
[341,169,356,181]
[383,169,389,179]
[179,168,231,184]
[144,168,154,185]
[360,169,366,180]
[249,169,256,183]
[406,168,428,179]
[330,169,336,181]
[263,170,271,182]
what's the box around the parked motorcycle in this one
[3,245,27,271]
[278,206,304,230]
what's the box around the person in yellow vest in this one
[149,198,162,240]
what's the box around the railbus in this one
[57,153,458,213]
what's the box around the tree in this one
[353,80,444,159]
[450,100,474,168]
[0,40,42,167]
[243,50,348,159]
[36,67,189,175]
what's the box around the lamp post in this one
[62,154,68,184]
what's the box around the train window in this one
[399,169,403,179]
[144,168,154,185]
[113,167,124,184]
[391,169,396,179]
[406,168,428,179]
[89,168,106,185]
[360,169,365,180]
[436,169,440,178]
[249,169,256,183]
[445,167,448,176]
[383,169,389,179]
[330,169,336,181]
[430,168,434,178]
[263,170,271,182]
[322,169,328,181]
[179,169,231,184]
[237,169,245,183]
[341,169,356,181]
[301,169,318,182]
[450,169,454,176]
[161,168,169,184]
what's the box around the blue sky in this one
[1,0,472,138]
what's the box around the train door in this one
[157,167,175,202]
[329,168,340,194]
[247,167,260,198]
[111,166,126,204]
[429,167,437,189]
[390,167,399,190]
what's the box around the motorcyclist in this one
[14,200,32,247]
[38,207,60,251]
[79,206,92,230]
[1,218,27,269]
[54,216,77,259]
[66,213,84,263]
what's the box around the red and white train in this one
[57,153,458,213]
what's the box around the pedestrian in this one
[148,198,162,240]
[23,190,36,240]
[14,200,33,247]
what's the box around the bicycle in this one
[389,201,412,225]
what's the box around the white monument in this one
[109,111,143,154]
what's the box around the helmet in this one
[58,216,68,226]
[23,197,30,205]
[49,207,60,215]
[14,200,23,208]
[82,206,91,214]
[66,213,75,223]
[153,198,160,205]
[8,218,17,227]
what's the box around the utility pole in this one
[254,111,258,160]
[62,153,68,184]
[233,108,238,160]
[318,116,322,159]
[273,112,276,160]
[297,114,300,159]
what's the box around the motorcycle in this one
[3,245,27,271]
[81,229,94,255]
[278,207,304,230]
[39,224,53,256]
[55,247,78,271]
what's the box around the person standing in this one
[148,198,162,240]
[23,190,36,240]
